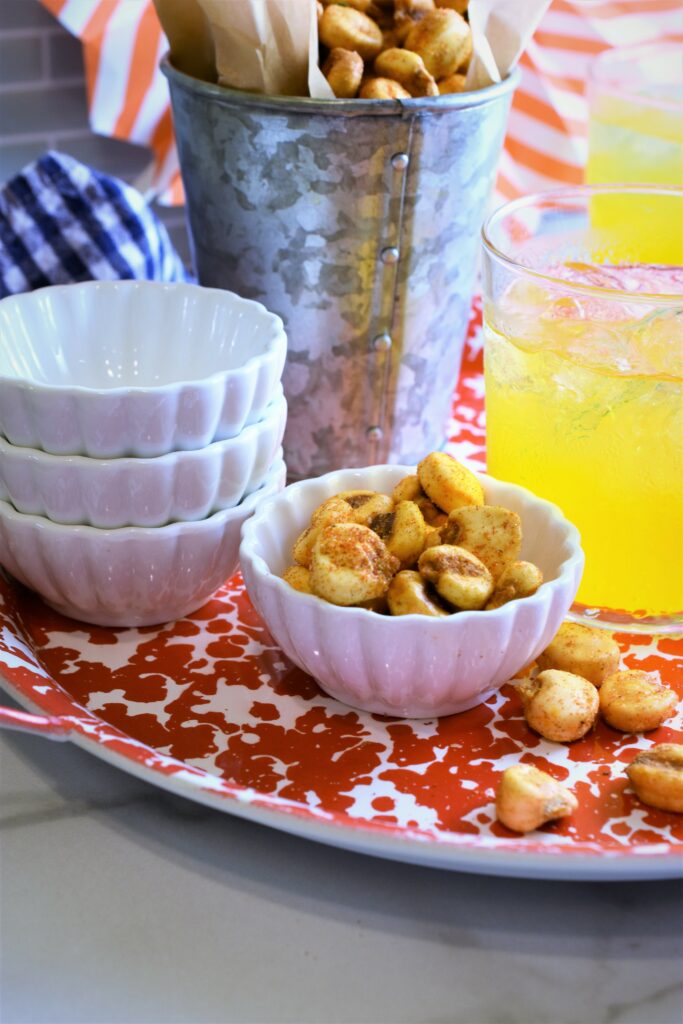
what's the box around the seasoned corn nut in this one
[374,48,439,97]
[380,27,401,51]
[485,561,543,609]
[397,0,437,12]
[387,570,450,617]
[423,527,442,549]
[626,744,683,814]
[319,4,383,60]
[293,499,353,567]
[435,0,469,13]
[599,670,678,733]
[417,452,484,513]
[292,526,321,568]
[322,0,376,12]
[417,544,493,610]
[440,505,522,581]
[359,77,411,99]
[311,496,355,526]
[393,477,448,528]
[417,452,485,512]
[537,622,620,688]
[415,497,448,528]
[394,0,437,42]
[393,18,415,45]
[282,565,313,594]
[517,670,599,743]
[368,500,427,568]
[438,73,467,94]
[371,6,396,30]
[310,522,400,606]
[392,474,423,503]
[336,489,394,525]
[323,47,364,98]
[357,594,390,614]
[496,764,578,833]
[404,8,472,79]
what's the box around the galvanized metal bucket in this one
[162,58,519,478]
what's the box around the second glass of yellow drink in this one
[587,41,682,262]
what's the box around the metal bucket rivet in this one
[373,333,393,352]
[391,152,410,171]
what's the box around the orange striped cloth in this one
[41,0,183,203]
[42,0,682,205]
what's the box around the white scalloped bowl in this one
[0,459,286,628]
[240,465,584,718]
[0,391,286,528]
[0,281,287,457]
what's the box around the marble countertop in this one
[2,712,682,1024]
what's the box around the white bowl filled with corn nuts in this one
[240,452,584,718]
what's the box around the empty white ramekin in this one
[0,281,287,457]
[0,391,286,528]
[240,465,584,718]
[0,460,286,628]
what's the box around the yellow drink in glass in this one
[482,188,683,633]
[587,43,683,264]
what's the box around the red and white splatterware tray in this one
[1,305,681,881]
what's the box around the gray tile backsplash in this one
[0,0,56,31]
[0,33,43,84]
[0,0,191,268]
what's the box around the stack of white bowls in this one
[0,280,287,627]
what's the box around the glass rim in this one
[481,185,683,302]
[588,40,683,114]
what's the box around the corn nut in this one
[387,570,450,616]
[496,764,578,833]
[380,27,401,51]
[435,0,469,13]
[485,561,543,609]
[418,544,493,610]
[319,5,383,60]
[360,77,411,99]
[374,48,439,96]
[438,73,467,93]
[417,451,484,513]
[293,498,353,567]
[440,505,522,582]
[392,475,422,503]
[335,489,394,525]
[358,594,390,614]
[310,522,400,606]
[392,475,447,527]
[322,0,376,12]
[394,0,437,43]
[423,527,443,550]
[626,744,683,814]
[536,622,620,688]
[323,47,364,98]
[599,670,678,733]
[368,500,427,568]
[517,669,599,743]
[282,565,313,594]
[404,8,472,79]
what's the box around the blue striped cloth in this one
[0,151,188,297]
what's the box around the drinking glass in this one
[587,42,683,256]
[482,186,683,634]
